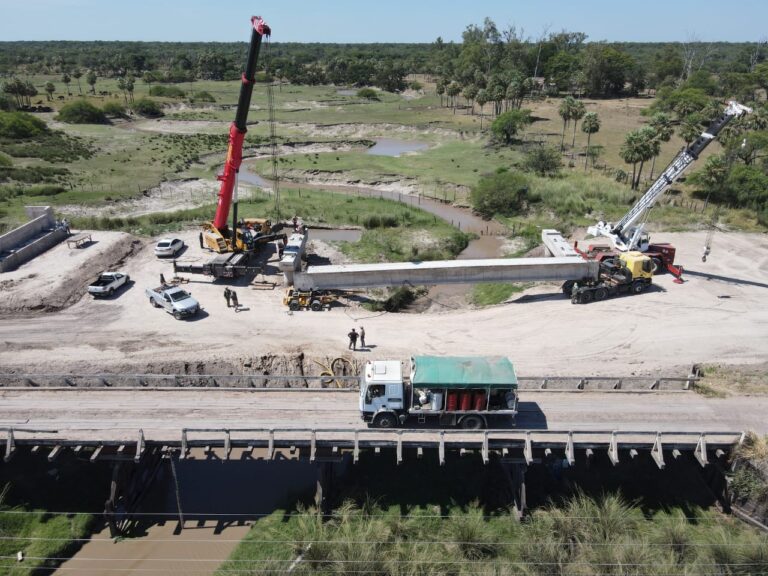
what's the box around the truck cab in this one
[360,360,405,427]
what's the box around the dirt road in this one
[0,230,766,377]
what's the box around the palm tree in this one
[648,113,673,179]
[86,70,97,94]
[462,84,478,115]
[436,80,446,107]
[581,112,601,171]
[679,114,702,147]
[476,89,489,129]
[634,126,659,189]
[447,82,461,111]
[620,129,645,189]
[72,69,83,95]
[62,72,71,96]
[44,82,55,102]
[570,100,586,150]
[558,96,576,151]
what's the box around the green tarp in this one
[411,356,517,389]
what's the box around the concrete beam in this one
[294,257,598,291]
[541,229,581,258]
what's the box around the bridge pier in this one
[314,461,334,515]
[503,462,527,519]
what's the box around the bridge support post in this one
[314,462,333,515]
[503,462,527,520]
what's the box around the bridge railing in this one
[3,425,742,470]
[0,373,698,391]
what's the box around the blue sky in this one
[1,0,765,42]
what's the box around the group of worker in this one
[347,326,366,351]
[223,287,240,311]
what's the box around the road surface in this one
[1,389,766,443]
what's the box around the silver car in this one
[154,238,184,257]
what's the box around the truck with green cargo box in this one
[360,356,518,429]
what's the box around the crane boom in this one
[588,101,752,252]
[212,16,271,231]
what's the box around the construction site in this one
[1,8,768,576]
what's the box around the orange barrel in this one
[473,391,486,411]
[446,392,458,411]
[460,391,472,411]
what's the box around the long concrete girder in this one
[0,389,764,446]
[294,257,599,291]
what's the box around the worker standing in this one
[231,290,239,311]
[359,326,366,348]
[224,287,232,308]
[348,328,358,351]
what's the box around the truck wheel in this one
[173,311,182,320]
[561,280,575,296]
[373,413,398,429]
[580,290,594,303]
[150,297,159,308]
[108,288,114,297]
[594,287,607,301]
[125,275,130,284]
[310,300,322,311]
[288,300,300,311]
[459,415,485,430]
[632,280,646,294]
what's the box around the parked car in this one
[88,272,130,297]
[154,238,185,257]
[145,285,200,320]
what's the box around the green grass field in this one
[3,79,764,239]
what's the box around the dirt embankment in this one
[0,353,364,388]
[0,232,144,314]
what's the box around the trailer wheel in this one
[632,280,646,294]
[373,412,398,429]
[459,415,485,430]
[310,300,322,311]
[288,300,300,311]
[594,287,607,301]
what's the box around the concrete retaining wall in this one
[0,206,66,272]
[294,257,599,291]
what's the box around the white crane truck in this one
[360,356,518,430]
[586,101,752,273]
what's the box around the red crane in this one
[213,16,270,231]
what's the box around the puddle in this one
[366,138,429,157]
[336,89,356,96]
[237,166,270,188]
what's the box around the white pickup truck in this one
[88,272,130,297]
[145,285,200,320]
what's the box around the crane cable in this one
[264,36,281,221]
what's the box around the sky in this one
[0,0,766,43]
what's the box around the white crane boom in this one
[588,101,752,252]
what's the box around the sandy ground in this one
[0,229,766,377]
[0,231,142,313]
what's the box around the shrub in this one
[57,100,107,124]
[133,98,164,118]
[27,184,67,196]
[149,85,186,99]
[189,91,216,103]
[101,101,127,118]
[524,146,562,176]
[0,153,11,168]
[0,111,49,138]
[409,81,423,91]
[491,109,532,144]
[357,88,379,100]
[470,169,530,218]
[362,214,398,229]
